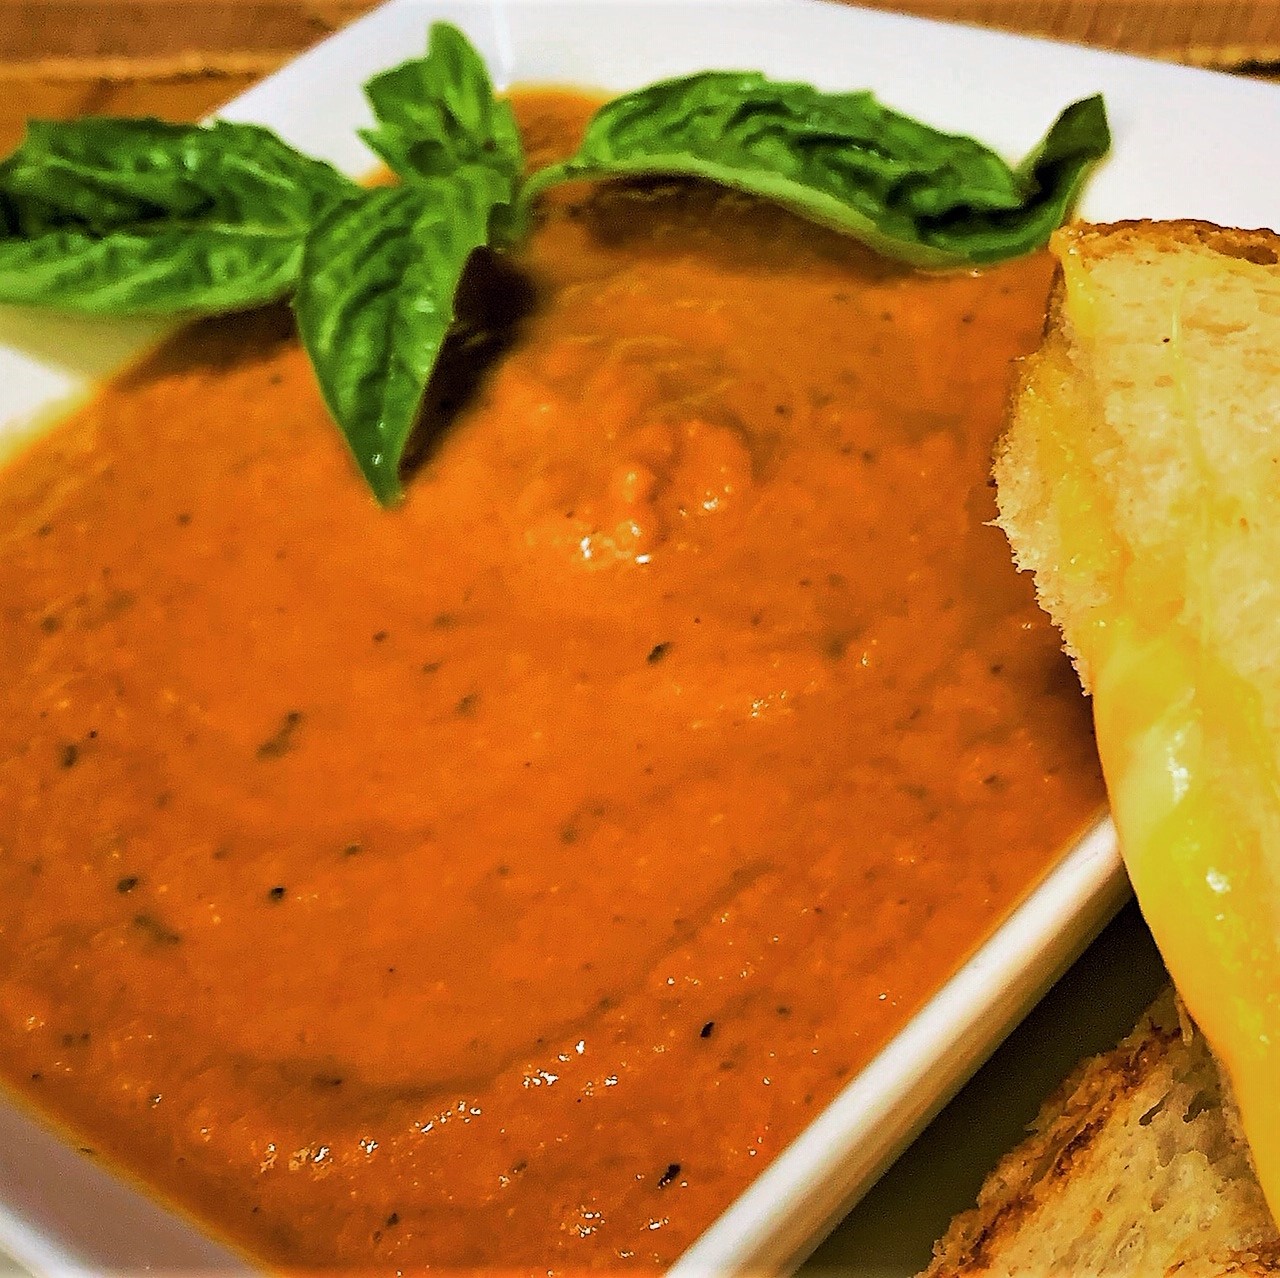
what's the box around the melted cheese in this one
[1091,621,1280,1219]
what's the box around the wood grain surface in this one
[0,0,1275,155]
[855,0,1280,66]
[1,0,1278,66]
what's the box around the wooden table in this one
[0,0,1277,155]
[0,1,1267,1274]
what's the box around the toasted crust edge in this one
[920,991,1280,1277]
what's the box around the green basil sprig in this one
[293,22,524,501]
[0,23,1110,504]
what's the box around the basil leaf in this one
[937,94,1110,261]
[293,168,510,505]
[519,75,1109,267]
[0,227,320,314]
[360,22,523,207]
[0,118,357,313]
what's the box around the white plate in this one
[2,1,1278,1272]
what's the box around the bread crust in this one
[921,992,1280,1277]
[1055,219,1280,264]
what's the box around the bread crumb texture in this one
[994,221,1280,700]
[921,991,1280,1276]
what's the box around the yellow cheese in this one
[1090,620,1280,1217]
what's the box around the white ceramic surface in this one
[2,1,1278,1272]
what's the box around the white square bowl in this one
[3,2,1278,1271]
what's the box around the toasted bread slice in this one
[921,990,1280,1276]
[986,220,1280,1228]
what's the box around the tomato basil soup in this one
[0,93,1104,1270]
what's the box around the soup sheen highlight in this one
[0,93,1104,1270]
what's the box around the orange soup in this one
[0,92,1104,1270]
